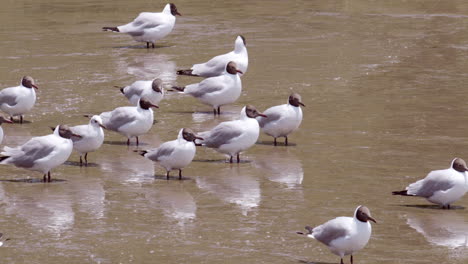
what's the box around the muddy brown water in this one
[1,0,468,263]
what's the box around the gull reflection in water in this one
[196,166,260,216]
[406,211,468,249]
[253,148,304,189]
[145,183,196,226]
[115,53,177,83]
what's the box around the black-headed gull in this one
[172,61,243,115]
[137,128,202,180]
[0,76,39,124]
[99,98,158,146]
[70,115,106,166]
[297,205,376,264]
[0,116,13,144]
[102,3,181,48]
[257,93,305,146]
[393,158,468,209]
[0,125,81,182]
[196,105,266,163]
[117,78,164,106]
[177,35,248,77]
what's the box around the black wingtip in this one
[134,150,147,157]
[305,226,313,234]
[176,69,198,76]
[49,126,55,132]
[102,27,119,32]
[120,87,125,94]
[392,190,409,196]
[0,156,9,162]
[171,86,185,92]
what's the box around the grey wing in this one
[123,86,143,100]
[8,139,56,168]
[102,108,137,131]
[146,144,175,162]
[202,123,243,148]
[257,112,282,128]
[126,13,162,36]
[413,177,455,198]
[312,218,351,245]
[0,91,18,107]
[69,125,88,143]
[186,78,224,98]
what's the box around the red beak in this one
[176,12,182,16]
[150,104,159,108]
[32,84,39,90]
[236,70,243,74]
[257,113,267,118]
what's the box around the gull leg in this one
[136,136,139,146]
[166,171,170,180]
[274,138,277,146]
[146,42,149,49]
[237,153,240,163]
[285,136,288,146]
[47,171,51,182]
[179,169,182,180]
[20,115,23,124]
[229,156,233,163]
[43,174,47,182]
[448,204,451,209]
[84,153,88,166]
[217,106,221,115]
[10,117,14,122]
[152,43,155,48]
[79,156,83,166]
[213,109,217,115]
[340,258,344,264]
[127,138,130,146]
[351,255,353,264]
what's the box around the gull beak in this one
[257,113,267,118]
[236,69,243,74]
[72,133,82,139]
[195,136,204,141]
[368,216,377,223]
[99,124,107,129]
[1,118,13,124]
[299,102,306,107]
[150,103,159,109]
[176,11,182,16]
[32,84,39,90]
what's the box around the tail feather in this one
[177,69,198,76]
[0,156,10,163]
[392,190,411,196]
[297,226,314,236]
[103,27,119,32]
[134,150,148,157]
[49,126,55,132]
[171,86,185,92]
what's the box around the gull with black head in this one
[0,125,81,182]
[99,98,158,146]
[177,35,248,77]
[297,205,376,264]
[117,78,164,106]
[0,76,39,124]
[172,61,243,115]
[102,3,181,48]
[393,158,468,209]
[257,93,305,146]
[137,128,202,180]
[196,105,266,163]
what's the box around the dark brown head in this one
[152,78,163,93]
[355,205,376,223]
[139,99,159,110]
[182,128,203,142]
[289,93,305,107]
[245,105,267,118]
[452,158,468,172]
[21,76,39,90]
[226,61,243,75]
[170,3,181,16]
[0,116,13,125]
[58,125,81,139]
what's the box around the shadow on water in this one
[64,161,99,167]
[10,120,32,124]
[104,140,149,146]
[0,178,66,183]
[398,204,465,210]
[192,159,252,164]
[298,260,336,264]
[111,44,172,49]
[256,140,297,147]
[167,110,238,115]
[153,174,193,181]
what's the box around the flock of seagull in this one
[0,3,467,264]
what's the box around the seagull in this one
[0,116,13,144]
[392,158,468,209]
[102,3,181,48]
[196,105,266,163]
[99,98,158,146]
[177,35,248,77]
[172,61,243,115]
[257,93,305,146]
[116,78,164,106]
[137,128,203,180]
[297,205,377,264]
[69,115,106,166]
[0,76,39,124]
[0,125,81,182]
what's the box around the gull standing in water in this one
[102,3,181,48]
[393,158,468,209]
[137,128,202,180]
[196,105,266,163]
[0,76,39,124]
[69,115,106,166]
[177,35,248,77]
[172,61,243,115]
[297,205,377,264]
[0,116,13,144]
[0,125,81,182]
[257,93,305,146]
[99,99,158,146]
[117,78,164,106]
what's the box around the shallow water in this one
[1,0,468,263]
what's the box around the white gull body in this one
[70,115,105,164]
[0,116,13,144]
[141,128,199,179]
[0,76,38,120]
[179,35,248,77]
[393,158,468,208]
[0,125,74,181]
[99,99,156,144]
[120,79,164,106]
[197,106,265,162]
[105,3,180,46]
